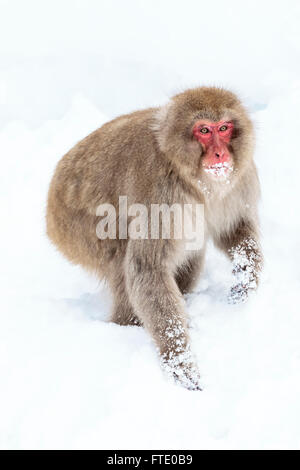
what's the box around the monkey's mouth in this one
[204,162,233,178]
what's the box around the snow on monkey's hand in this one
[227,237,262,305]
[161,348,202,391]
[228,282,250,304]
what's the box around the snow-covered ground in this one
[1,0,300,450]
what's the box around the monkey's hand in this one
[228,282,251,304]
[228,237,262,305]
[161,350,202,391]
[228,264,257,304]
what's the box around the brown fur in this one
[46,87,262,390]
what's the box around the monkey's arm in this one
[214,219,263,304]
[125,239,201,390]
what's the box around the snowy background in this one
[1,0,300,449]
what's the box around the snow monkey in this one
[47,87,262,390]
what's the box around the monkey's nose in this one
[215,153,220,158]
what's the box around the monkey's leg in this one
[175,252,205,295]
[215,219,263,304]
[109,269,141,326]
[125,241,201,390]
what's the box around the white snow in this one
[1,0,300,450]
[204,162,233,178]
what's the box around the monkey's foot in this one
[111,312,142,326]
[161,351,202,391]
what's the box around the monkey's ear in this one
[153,102,172,130]
[152,101,174,153]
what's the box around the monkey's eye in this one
[219,125,228,132]
[200,127,210,134]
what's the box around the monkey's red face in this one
[193,120,234,178]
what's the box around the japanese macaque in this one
[47,87,262,390]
